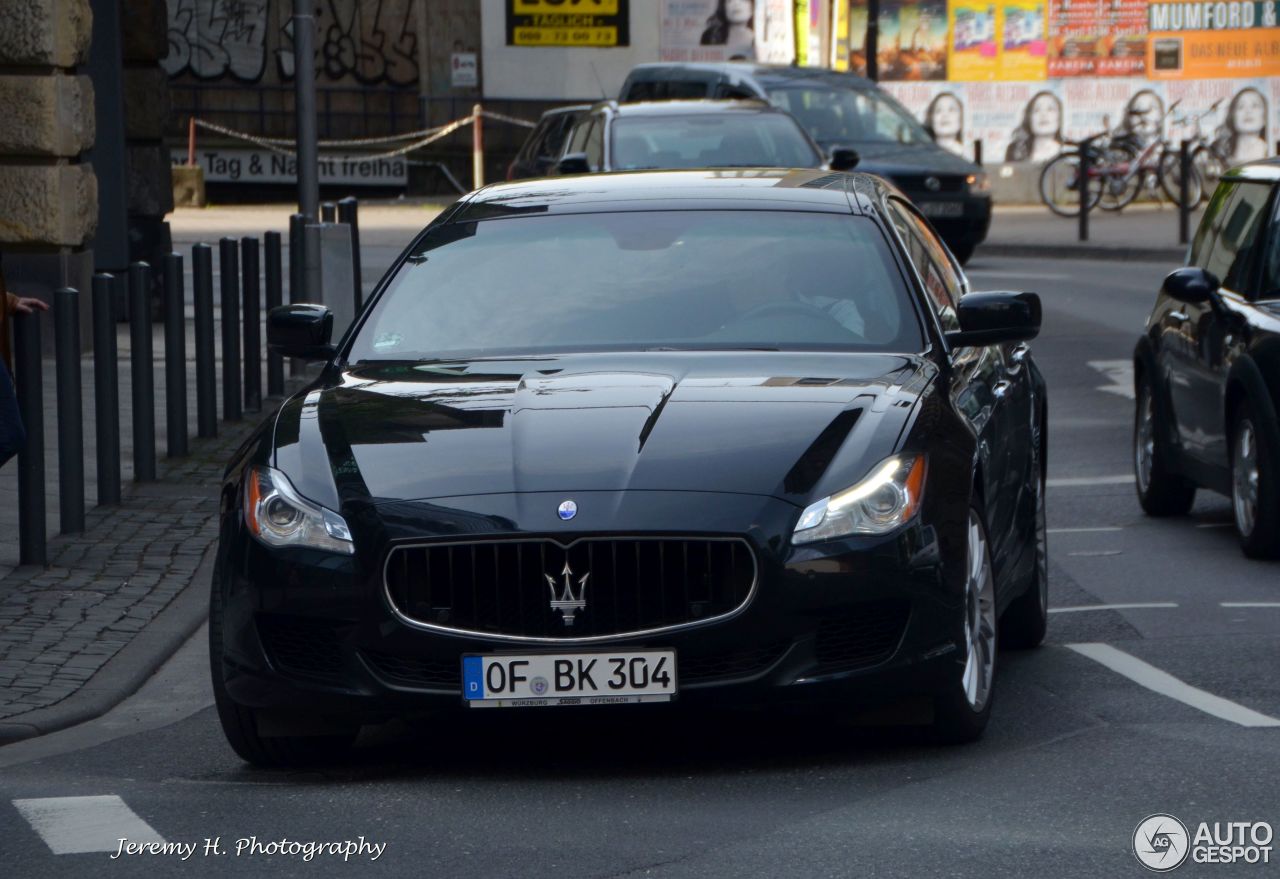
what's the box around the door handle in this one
[993,380,1012,399]
[1168,310,1188,322]
[1010,344,1030,365]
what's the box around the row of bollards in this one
[11,218,314,566]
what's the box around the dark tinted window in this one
[623,80,714,101]
[886,200,962,332]
[1202,181,1272,293]
[1259,190,1280,298]
[541,113,577,159]
[610,112,821,170]
[350,211,923,361]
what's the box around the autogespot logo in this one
[1134,814,1191,872]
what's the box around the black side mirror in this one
[557,152,591,175]
[829,147,860,171]
[268,304,335,360]
[1161,266,1219,304]
[945,291,1042,348]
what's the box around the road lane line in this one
[1196,522,1233,529]
[12,795,166,854]
[1048,526,1124,534]
[1221,602,1280,608]
[1068,550,1123,557]
[1050,603,1178,614]
[1087,360,1136,400]
[1047,475,1133,487]
[1066,643,1280,728]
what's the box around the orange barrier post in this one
[472,104,484,190]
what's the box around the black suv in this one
[1134,160,1280,558]
[621,63,992,263]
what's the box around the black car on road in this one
[551,99,857,176]
[621,63,992,263]
[1135,160,1280,558]
[212,170,1047,766]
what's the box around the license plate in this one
[462,650,677,708]
[920,201,964,218]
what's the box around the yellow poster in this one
[999,0,1047,80]
[949,0,999,80]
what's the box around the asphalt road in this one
[1,254,1277,878]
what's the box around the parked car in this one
[212,169,1048,766]
[506,104,589,180]
[1134,160,1280,558]
[551,99,857,175]
[621,63,992,264]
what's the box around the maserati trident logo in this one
[557,499,578,520]
[545,561,588,626]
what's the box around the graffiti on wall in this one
[163,0,419,86]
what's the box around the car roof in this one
[451,169,883,222]
[1224,158,1280,183]
[625,62,875,91]
[589,99,779,117]
[538,104,591,119]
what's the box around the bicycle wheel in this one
[1159,149,1203,206]
[1097,144,1141,211]
[1039,152,1102,217]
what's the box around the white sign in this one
[176,150,407,187]
[451,52,478,87]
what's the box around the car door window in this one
[887,200,962,332]
[1199,181,1272,294]
[1190,182,1234,267]
[541,115,575,161]
[565,117,594,157]
[1259,187,1280,299]
[584,119,604,171]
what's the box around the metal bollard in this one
[163,252,188,457]
[14,311,45,565]
[264,231,285,397]
[54,288,85,533]
[338,196,363,310]
[219,237,242,421]
[241,237,262,412]
[288,213,307,304]
[473,102,484,189]
[1178,140,1192,246]
[973,138,983,167]
[321,201,336,223]
[91,273,121,505]
[1077,144,1091,243]
[129,262,156,481]
[192,243,217,438]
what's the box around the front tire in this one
[1134,372,1195,516]
[932,506,998,744]
[210,553,358,767]
[1231,402,1280,559]
[1000,445,1048,650]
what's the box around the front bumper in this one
[217,491,966,722]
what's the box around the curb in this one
[0,543,214,746]
[978,242,1184,263]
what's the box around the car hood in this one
[822,142,979,178]
[272,352,933,512]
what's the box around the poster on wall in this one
[660,0,757,61]
[756,0,797,63]
[879,0,949,80]
[949,0,998,80]
[506,0,630,47]
[1147,0,1280,80]
[1166,78,1273,165]
[1047,0,1145,77]
[1000,0,1047,80]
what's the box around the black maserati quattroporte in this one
[212,170,1048,766]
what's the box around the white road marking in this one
[1087,359,1136,400]
[12,795,166,854]
[1050,603,1179,613]
[1067,642,1280,728]
[1047,475,1133,487]
[1048,526,1124,534]
[1221,602,1280,608]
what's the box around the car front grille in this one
[361,650,461,690]
[257,614,346,682]
[384,537,757,640]
[813,601,911,673]
[680,641,789,683]
[890,174,966,194]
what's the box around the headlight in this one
[792,455,927,544]
[244,465,354,555]
[966,172,991,194]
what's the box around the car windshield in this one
[348,211,922,362]
[610,113,822,170]
[767,86,932,147]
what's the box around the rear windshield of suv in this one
[611,113,821,170]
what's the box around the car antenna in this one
[589,61,608,99]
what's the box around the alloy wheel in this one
[1233,418,1260,538]
[962,510,997,712]
[1135,389,1155,495]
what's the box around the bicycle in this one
[1038,132,1133,217]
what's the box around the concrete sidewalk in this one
[981,203,1200,263]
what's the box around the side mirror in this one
[945,291,1042,348]
[267,304,335,360]
[829,147,860,171]
[1161,266,1219,304]
[556,152,591,175]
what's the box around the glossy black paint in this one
[1138,165,1280,497]
[267,304,335,361]
[214,170,1046,726]
[948,291,1042,348]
